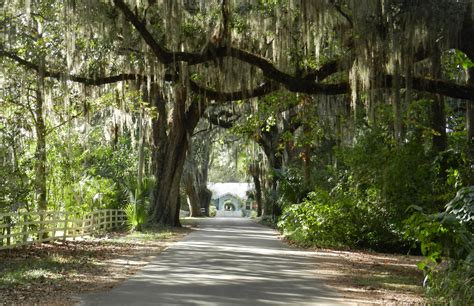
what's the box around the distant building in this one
[208,183,254,217]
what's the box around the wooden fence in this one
[0,209,127,250]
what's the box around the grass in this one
[109,228,183,242]
[180,217,202,227]
[0,254,87,288]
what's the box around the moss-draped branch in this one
[112,0,474,101]
[1,0,474,102]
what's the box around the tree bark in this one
[391,61,404,143]
[35,74,47,213]
[257,125,283,218]
[184,164,212,217]
[250,162,263,217]
[149,85,204,226]
[137,108,146,185]
[467,68,474,158]
[184,170,202,217]
[430,48,448,153]
[33,68,48,239]
[183,125,213,217]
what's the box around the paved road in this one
[79,218,346,305]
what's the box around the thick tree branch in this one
[112,0,348,93]
[304,60,341,81]
[112,0,474,101]
[3,44,474,102]
[329,1,353,27]
[204,112,236,129]
[113,0,172,63]
[189,80,279,101]
[386,75,474,102]
[0,48,144,85]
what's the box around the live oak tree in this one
[182,120,213,217]
[2,0,474,226]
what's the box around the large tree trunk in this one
[149,85,204,226]
[198,187,212,216]
[183,126,212,217]
[184,169,212,217]
[151,129,188,226]
[35,74,47,213]
[431,48,448,153]
[249,162,263,217]
[186,179,212,216]
[137,108,146,185]
[391,61,404,143]
[467,68,474,158]
[34,69,48,239]
[257,126,283,218]
[184,172,201,217]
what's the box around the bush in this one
[405,186,473,304]
[278,190,361,248]
[124,203,147,231]
[123,178,153,231]
[249,210,258,219]
[209,206,217,217]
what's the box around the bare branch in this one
[46,111,84,135]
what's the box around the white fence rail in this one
[0,209,126,250]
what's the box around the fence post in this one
[81,213,86,237]
[6,216,11,246]
[0,216,3,247]
[63,213,68,240]
[74,213,78,240]
[22,214,28,243]
[51,212,57,239]
[92,211,97,233]
[104,210,108,231]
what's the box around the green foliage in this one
[209,206,217,217]
[123,178,154,231]
[46,129,139,214]
[248,210,258,219]
[124,203,146,232]
[445,186,474,223]
[428,258,474,305]
[277,124,464,252]
[276,167,308,206]
[279,190,355,247]
[405,187,474,304]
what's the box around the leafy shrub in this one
[278,127,441,252]
[405,186,473,304]
[209,206,217,217]
[249,210,258,219]
[124,203,147,231]
[278,190,360,248]
[59,175,118,214]
[123,178,153,231]
[276,167,309,207]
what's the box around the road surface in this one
[79,218,346,305]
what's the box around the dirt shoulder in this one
[308,247,426,304]
[0,227,191,305]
